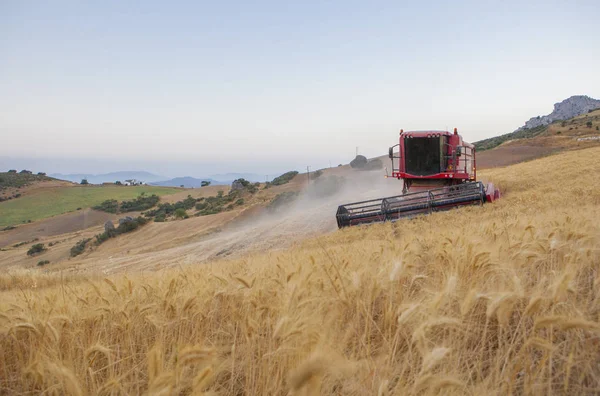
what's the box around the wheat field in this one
[1,147,600,395]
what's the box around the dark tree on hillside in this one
[81,179,89,185]
[8,170,17,173]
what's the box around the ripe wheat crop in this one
[1,147,600,395]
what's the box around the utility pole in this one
[306,166,310,185]
[329,160,332,169]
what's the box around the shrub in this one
[8,169,17,173]
[81,179,89,185]
[119,194,160,212]
[27,243,46,256]
[1,225,16,231]
[115,181,122,185]
[37,172,46,176]
[311,170,323,180]
[586,121,593,128]
[37,260,50,266]
[94,199,119,213]
[70,238,91,257]
[94,217,148,246]
[271,171,299,186]
[174,208,188,219]
[267,192,299,213]
[201,181,211,187]
[20,170,32,174]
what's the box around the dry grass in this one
[1,147,600,395]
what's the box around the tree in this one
[586,121,593,128]
[201,181,211,187]
[8,169,17,173]
[81,179,89,185]
[37,172,46,176]
[115,181,122,185]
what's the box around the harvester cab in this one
[336,128,500,228]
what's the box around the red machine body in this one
[335,128,500,228]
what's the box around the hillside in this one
[475,96,600,151]
[0,185,181,228]
[1,146,599,394]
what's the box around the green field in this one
[0,186,181,227]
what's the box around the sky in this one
[1,0,599,177]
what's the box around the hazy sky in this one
[1,0,599,177]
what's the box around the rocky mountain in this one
[517,95,600,131]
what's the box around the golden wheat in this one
[1,147,600,394]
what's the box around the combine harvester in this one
[336,128,500,228]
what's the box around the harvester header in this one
[336,128,500,228]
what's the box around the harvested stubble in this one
[1,147,600,395]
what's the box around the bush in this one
[94,199,119,213]
[201,181,211,187]
[271,171,299,186]
[174,208,188,219]
[115,181,122,185]
[81,179,89,185]
[2,225,16,231]
[119,194,160,212]
[311,170,323,180]
[37,260,50,266]
[586,121,593,128]
[8,169,17,173]
[27,243,46,256]
[194,190,243,217]
[20,170,32,174]
[94,217,148,246]
[37,172,46,176]
[70,238,91,257]
[267,192,299,213]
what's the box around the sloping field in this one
[0,185,181,227]
[1,147,600,394]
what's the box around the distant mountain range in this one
[51,172,267,186]
[210,173,263,182]
[50,171,165,184]
[151,177,226,188]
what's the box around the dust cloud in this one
[186,169,404,262]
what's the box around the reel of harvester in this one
[336,128,500,229]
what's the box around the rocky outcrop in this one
[104,221,115,233]
[517,95,600,131]
[350,155,368,169]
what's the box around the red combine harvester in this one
[336,128,500,228]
